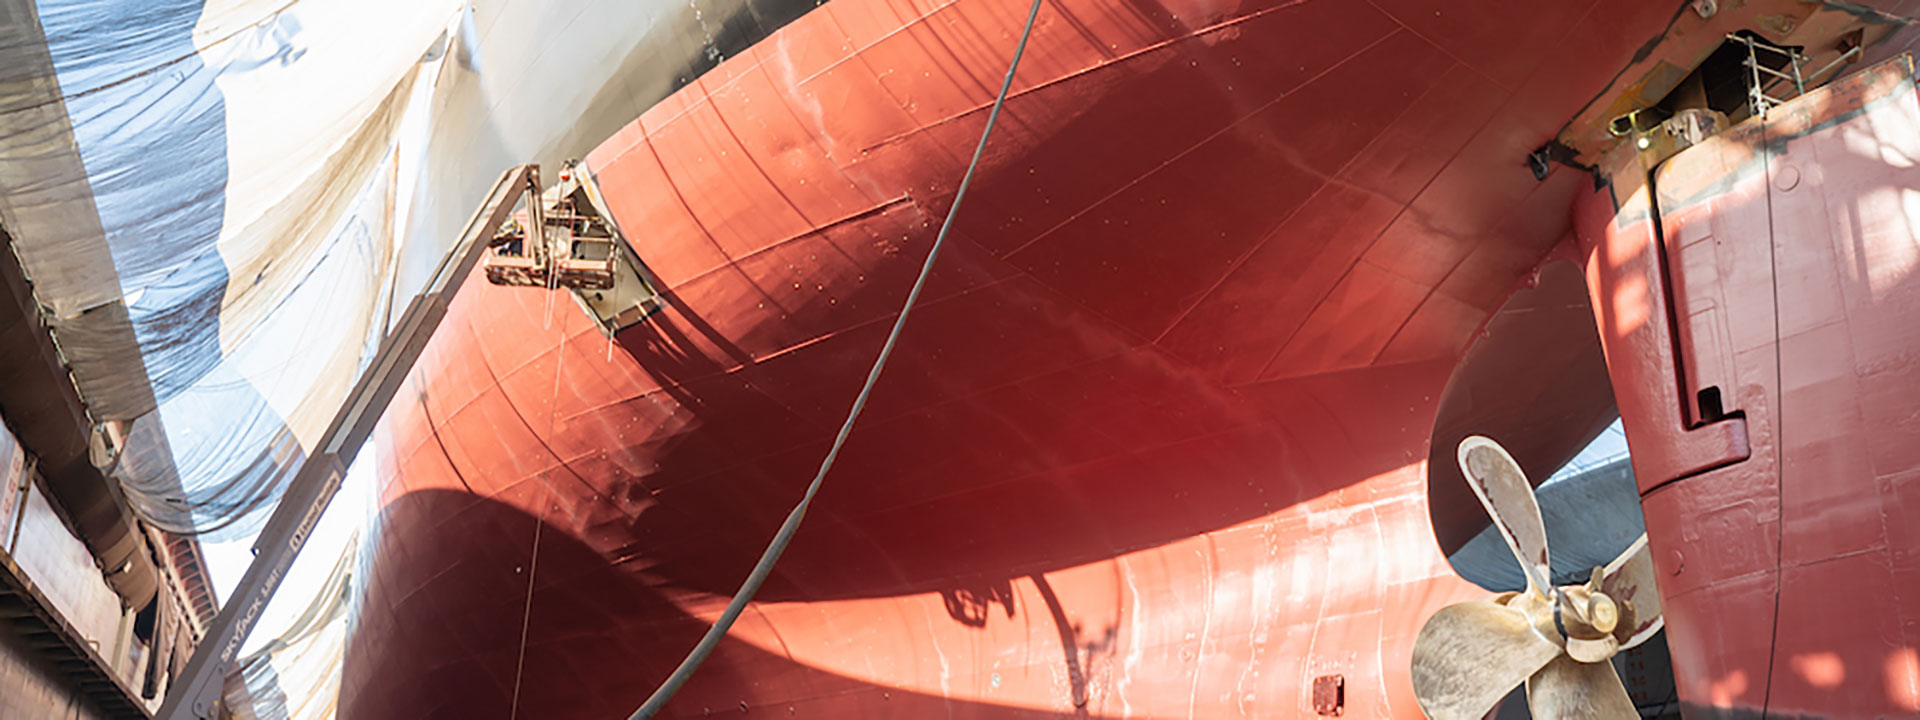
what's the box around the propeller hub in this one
[1587,593,1619,634]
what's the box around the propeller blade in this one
[1601,533,1664,649]
[1412,600,1564,720]
[1565,634,1621,664]
[1526,654,1638,719]
[1457,436,1553,596]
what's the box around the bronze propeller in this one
[1411,436,1664,719]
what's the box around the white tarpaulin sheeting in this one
[0,0,462,535]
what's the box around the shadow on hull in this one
[346,489,1167,718]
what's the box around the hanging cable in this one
[508,484,548,720]
[624,0,1046,715]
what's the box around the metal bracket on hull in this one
[1526,140,1592,181]
[153,165,542,720]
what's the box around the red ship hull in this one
[340,0,1920,715]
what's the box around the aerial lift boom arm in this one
[155,165,541,720]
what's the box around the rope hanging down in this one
[626,0,1048,715]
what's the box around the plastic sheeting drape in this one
[0,0,460,535]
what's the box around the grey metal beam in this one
[0,539,152,718]
[0,225,160,611]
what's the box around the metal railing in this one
[1732,32,1863,117]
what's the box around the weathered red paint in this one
[336,0,1920,714]
[1574,169,1752,495]
[1579,57,1920,718]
